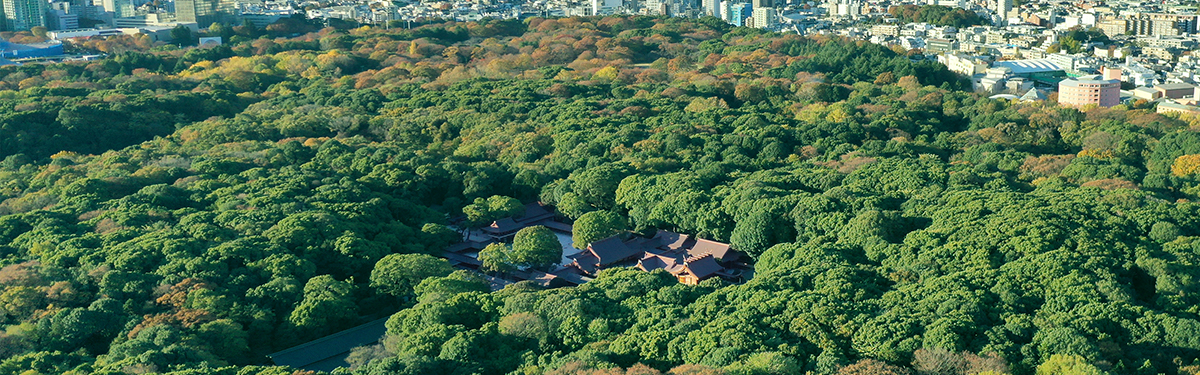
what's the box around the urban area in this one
[1,0,1199,110]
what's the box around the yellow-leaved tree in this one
[1171,154,1200,176]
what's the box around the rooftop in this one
[269,317,389,372]
[993,59,1064,74]
[1061,75,1120,87]
[1155,82,1195,91]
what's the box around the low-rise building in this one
[568,230,743,285]
[1131,86,1160,100]
[939,52,990,76]
[480,202,557,242]
[1154,82,1196,99]
[1143,47,1179,61]
[1097,18,1127,36]
[1157,101,1200,115]
[926,38,957,53]
[0,40,64,59]
[870,24,899,37]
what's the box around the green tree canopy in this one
[369,253,454,297]
[511,226,562,270]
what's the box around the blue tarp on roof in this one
[0,40,64,59]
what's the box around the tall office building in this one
[60,0,99,22]
[702,0,719,17]
[994,0,1011,23]
[751,0,771,9]
[3,0,47,31]
[728,2,750,26]
[176,0,233,27]
[48,8,79,29]
[101,0,133,18]
[751,6,776,28]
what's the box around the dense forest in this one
[1,14,1199,375]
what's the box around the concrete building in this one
[728,2,750,26]
[1143,47,1179,61]
[750,7,776,28]
[1130,13,1199,36]
[1131,86,1159,101]
[995,0,1011,24]
[1006,77,1033,92]
[700,0,718,17]
[1154,83,1195,100]
[978,66,1012,93]
[100,0,133,18]
[1094,46,1128,59]
[1046,53,1081,72]
[939,52,990,76]
[1097,18,1127,37]
[992,58,1066,80]
[1103,66,1121,81]
[48,27,124,39]
[240,10,294,28]
[3,0,47,31]
[1158,101,1200,115]
[927,38,957,53]
[63,0,100,23]
[47,9,78,30]
[176,0,234,28]
[112,13,178,27]
[1058,72,1121,108]
[870,24,898,37]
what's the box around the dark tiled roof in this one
[681,254,722,279]
[484,217,521,234]
[588,235,642,266]
[570,253,600,275]
[552,268,593,284]
[690,239,734,260]
[528,271,569,288]
[637,253,675,272]
[517,202,554,223]
[653,230,691,251]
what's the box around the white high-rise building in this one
[702,0,720,17]
[101,0,133,18]
[751,6,776,28]
[995,0,1012,23]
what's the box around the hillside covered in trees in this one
[1,15,1200,375]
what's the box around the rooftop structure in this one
[993,59,1063,75]
[480,202,556,241]
[1154,82,1196,99]
[1157,101,1200,115]
[0,40,64,59]
[1020,88,1047,101]
[268,317,388,372]
[569,230,743,285]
